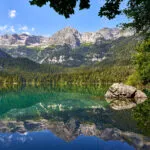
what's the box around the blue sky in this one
[0,0,130,36]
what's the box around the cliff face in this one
[49,27,81,48]
[0,34,49,47]
[81,28,134,43]
[0,27,134,48]
[49,27,134,48]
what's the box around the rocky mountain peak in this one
[61,26,79,33]
[49,26,81,48]
[97,28,118,40]
[81,27,134,44]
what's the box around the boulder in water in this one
[105,83,147,110]
[105,83,147,99]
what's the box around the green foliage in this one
[134,39,150,84]
[126,71,141,86]
[30,0,90,18]
[80,42,93,47]
[0,64,134,86]
[132,99,150,136]
[0,58,50,73]
[126,38,150,86]
[99,0,123,19]
[27,46,44,51]
[123,0,150,36]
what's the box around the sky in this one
[0,0,130,36]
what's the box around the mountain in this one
[0,49,11,58]
[0,34,49,48]
[81,28,133,43]
[0,27,134,48]
[48,27,134,48]
[0,36,137,67]
[0,27,137,67]
[0,49,11,70]
[49,27,81,48]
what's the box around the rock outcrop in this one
[105,83,147,99]
[105,83,147,110]
[49,27,81,48]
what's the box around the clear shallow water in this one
[0,85,149,150]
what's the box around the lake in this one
[0,85,149,150]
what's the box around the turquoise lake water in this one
[0,85,149,150]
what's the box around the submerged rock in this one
[105,83,147,110]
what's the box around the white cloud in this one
[31,27,35,32]
[19,26,28,31]
[0,24,34,35]
[0,25,15,33]
[9,26,15,33]
[0,25,8,31]
[9,10,16,18]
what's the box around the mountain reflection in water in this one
[0,85,149,150]
[0,130,134,150]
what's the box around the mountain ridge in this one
[0,27,134,48]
